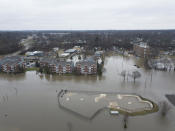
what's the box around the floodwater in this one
[0,55,175,131]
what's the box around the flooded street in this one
[0,55,175,131]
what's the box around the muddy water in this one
[0,56,175,131]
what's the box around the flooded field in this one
[0,55,175,131]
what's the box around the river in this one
[0,55,175,131]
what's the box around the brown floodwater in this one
[0,55,175,131]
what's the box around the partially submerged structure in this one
[0,56,25,73]
[133,42,150,58]
[148,57,175,71]
[39,58,74,74]
[76,59,97,75]
[58,90,158,120]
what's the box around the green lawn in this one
[26,67,39,72]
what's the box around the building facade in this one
[0,56,25,73]
[39,58,73,74]
[76,60,97,75]
[133,42,150,58]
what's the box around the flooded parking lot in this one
[0,55,175,131]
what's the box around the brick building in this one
[0,56,25,73]
[76,59,97,75]
[39,58,74,74]
[133,42,150,58]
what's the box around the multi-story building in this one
[39,58,74,74]
[40,57,97,75]
[133,42,150,58]
[0,56,25,73]
[76,59,97,75]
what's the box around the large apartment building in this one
[39,58,74,74]
[133,42,150,58]
[76,59,97,75]
[0,56,25,73]
[40,56,97,75]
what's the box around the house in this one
[0,56,25,73]
[149,57,175,71]
[75,59,97,75]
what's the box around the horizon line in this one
[0,29,175,32]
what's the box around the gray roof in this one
[65,49,77,53]
[40,58,73,67]
[76,59,96,67]
[0,56,24,66]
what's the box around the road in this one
[6,35,34,57]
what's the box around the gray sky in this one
[0,0,175,30]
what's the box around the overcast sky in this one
[0,0,175,30]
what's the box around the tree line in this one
[1,30,175,55]
[0,31,31,55]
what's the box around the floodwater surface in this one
[0,56,175,131]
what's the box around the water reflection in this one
[38,74,106,82]
[0,86,18,105]
[0,73,26,81]
[67,122,73,131]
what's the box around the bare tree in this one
[67,122,73,131]
[130,71,141,83]
[159,101,171,117]
[70,56,73,60]
[120,70,127,81]
[123,114,129,129]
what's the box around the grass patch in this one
[26,67,39,72]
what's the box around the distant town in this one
[0,32,175,75]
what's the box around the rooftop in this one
[0,56,24,66]
[65,49,77,53]
[76,58,96,66]
[136,42,149,48]
[40,58,73,66]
